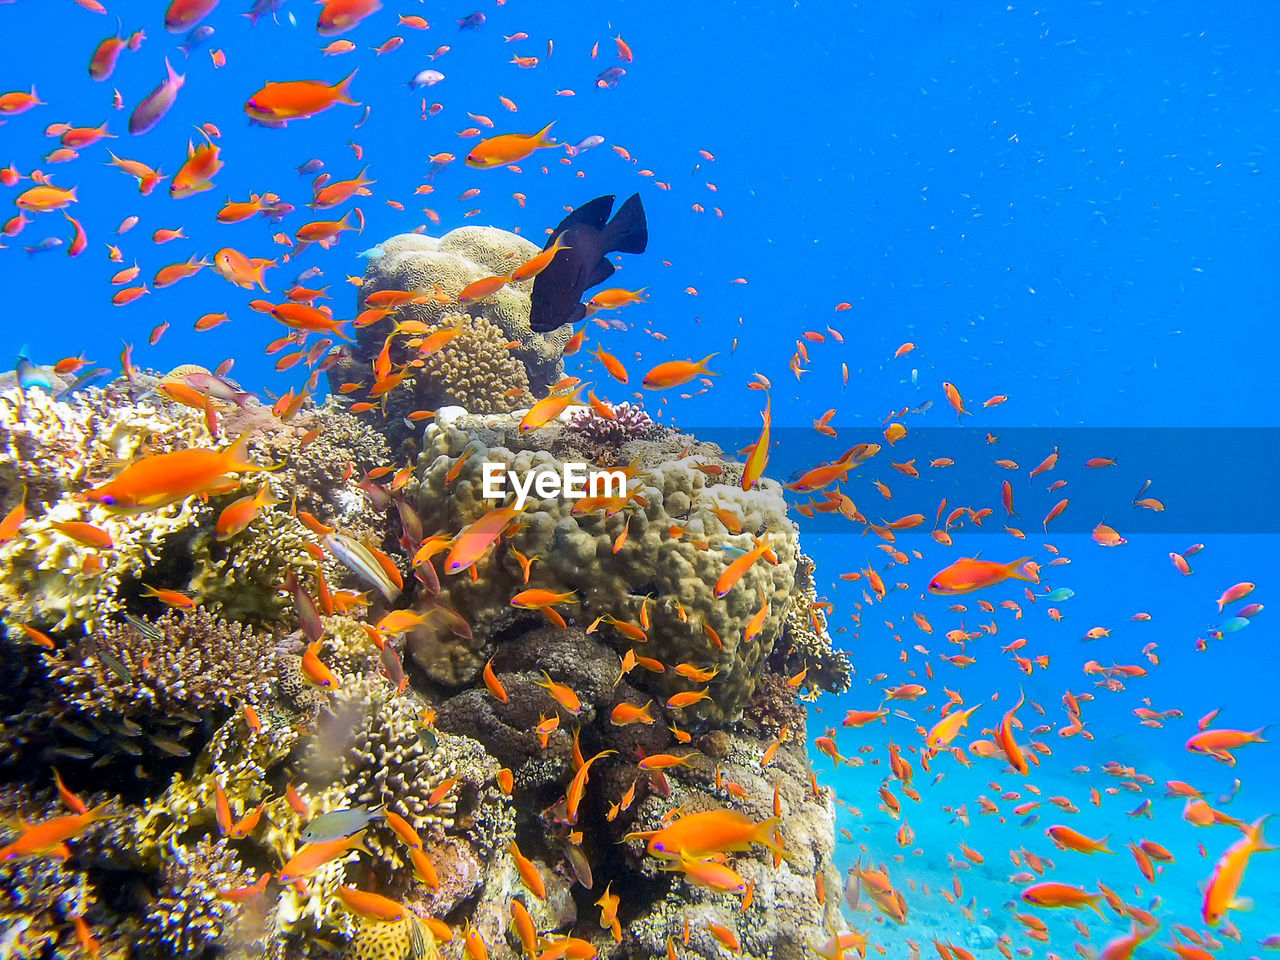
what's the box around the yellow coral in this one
[343,914,437,960]
[0,387,218,632]
[416,311,530,414]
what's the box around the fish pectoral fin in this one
[584,257,615,290]
[604,192,648,254]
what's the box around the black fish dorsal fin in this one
[603,193,647,255]
[545,194,615,248]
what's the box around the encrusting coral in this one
[411,409,804,723]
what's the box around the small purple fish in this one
[457,11,485,29]
[380,641,406,691]
[288,572,324,644]
[244,0,286,25]
[261,200,294,223]
[293,265,324,284]
[296,158,325,175]
[179,25,215,56]
[565,135,604,158]
[25,237,63,255]
[129,57,185,135]
[597,67,626,89]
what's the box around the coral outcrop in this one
[0,309,848,959]
[327,227,572,448]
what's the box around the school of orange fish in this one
[0,0,1274,958]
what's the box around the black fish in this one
[529,193,647,332]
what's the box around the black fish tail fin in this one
[604,193,647,255]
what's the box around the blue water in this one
[2,0,1275,954]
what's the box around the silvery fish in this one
[565,135,604,157]
[1043,587,1074,602]
[301,806,383,843]
[183,372,254,408]
[357,244,385,260]
[407,69,445,89]
[324,532,401,601]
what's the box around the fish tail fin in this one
[534,120,557,147]
[220,433,272,473]
[333,69,360,105]
[603,192,647,254]
[697,352,720,376]
[1250,815,1277,852]
[1007,557,1037,583]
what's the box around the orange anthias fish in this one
[81,434,274,513]
[214,247,276,291]
[466,122,558,168]
[1203,816,1275,925]
[714,534,777,598]
[444,502,525,575]
[245,70,359,124]
[0,803,112,861]
[631,810,784,860]
[642,353,719,390]
[740,394,771,491]
[277,830,370,884]
[170,134,223,198]
[928,556,1037,595]
[519,383,589,431]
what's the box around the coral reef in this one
[410,310,531,415]
[0,361,846,960]
[564,401,660,465]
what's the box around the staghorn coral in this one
[773,553,852,696]
[45,609,279,718]
[136,709,301,865]
[0,610,281,777]
[0,383,210,512]
[135,836,251,958]
[411,410,799,723]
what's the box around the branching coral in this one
[188,505,319,624]
[415,311,531,415]
[134,836,250,958]
[45,609,279,718]
[773,553,852,696]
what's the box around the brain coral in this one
[410,410,801,723]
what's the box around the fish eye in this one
[101,495,115,505]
